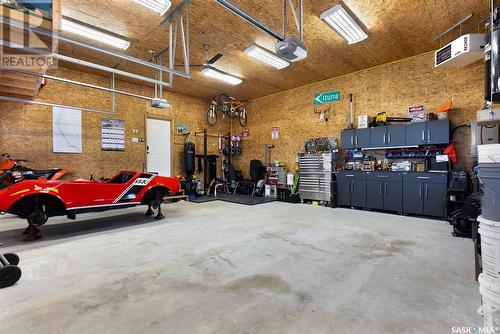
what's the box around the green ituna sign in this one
[314,91,340,105]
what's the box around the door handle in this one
[383,133,386,143]
[419,185,422,198]
[427,129,431,142]
[351,136,354,146]
[356,136,359,146]
[388,133,392,143]
[385,182,388,195]
[379,182,382,195]
[351,181,355,193]
[146,145,150,154]
[425,184,429,198]
[421,130,425,141]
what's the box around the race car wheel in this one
[0,265,22,288]
[3,253,19,266]
[27,210,48,226]
[151,199,161,210]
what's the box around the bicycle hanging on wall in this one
[206,93,248,127]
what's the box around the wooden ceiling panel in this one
[56,0,488,101]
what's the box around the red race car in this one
[0,171,181,241]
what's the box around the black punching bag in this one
[184,142,195,176]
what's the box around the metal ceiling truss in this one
[0,0,191,113]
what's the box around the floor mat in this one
[190,193,277,206]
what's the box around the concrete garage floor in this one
[0,201,480,334]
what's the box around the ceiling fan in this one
[190,44,224,67]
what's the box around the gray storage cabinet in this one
[341,120,449,150]
[370,126,387,148]
[341,129,356,149]
[402,172,448,218]
[406,120,449,146]
[340,128,370,149]
[370,125,406,148]
[355,128,371,148]
[336,171,366,207]
[366,172,403,212]
[387,125,406,147]
[426,120,450,145]
[406,122,427,146]
[337,171,448,218]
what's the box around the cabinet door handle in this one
[383,133,386,143]
[379,182,383,195]
[351,136,354,146]
[351,181,355,193]
[419,185,422,198]
[427,129,431,142]
[417,176,430,179]
[385,182,388,195]
[425,184,429,198]
[421,130,425,141]
[356,136,359,146]
[388,133,392,143]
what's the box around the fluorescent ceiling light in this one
[61,18,130,50]
[201,66,242,85]
[320,4,367,44]
[134,0,172,15]
[244,45,289,69]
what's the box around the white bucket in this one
[479,144,500,164]
[478,273,500,329]
[479,216,500,284]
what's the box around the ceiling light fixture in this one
[320,4,367,44]
[61,18,131,50]
[244,45,289,69]
[134,0,172,15]
[201,66,242,85]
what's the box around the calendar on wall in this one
[101,119,125,151]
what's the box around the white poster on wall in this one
[101,119,125,151]
[52,107,82,153]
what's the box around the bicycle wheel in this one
[216,94,231,114]
[239,107,247,127]
[205,107,217,126]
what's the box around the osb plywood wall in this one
[237,52,485,175]
[0,67,227,179]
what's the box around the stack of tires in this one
[478,144,500,328]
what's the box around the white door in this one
[146,118,171,176]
